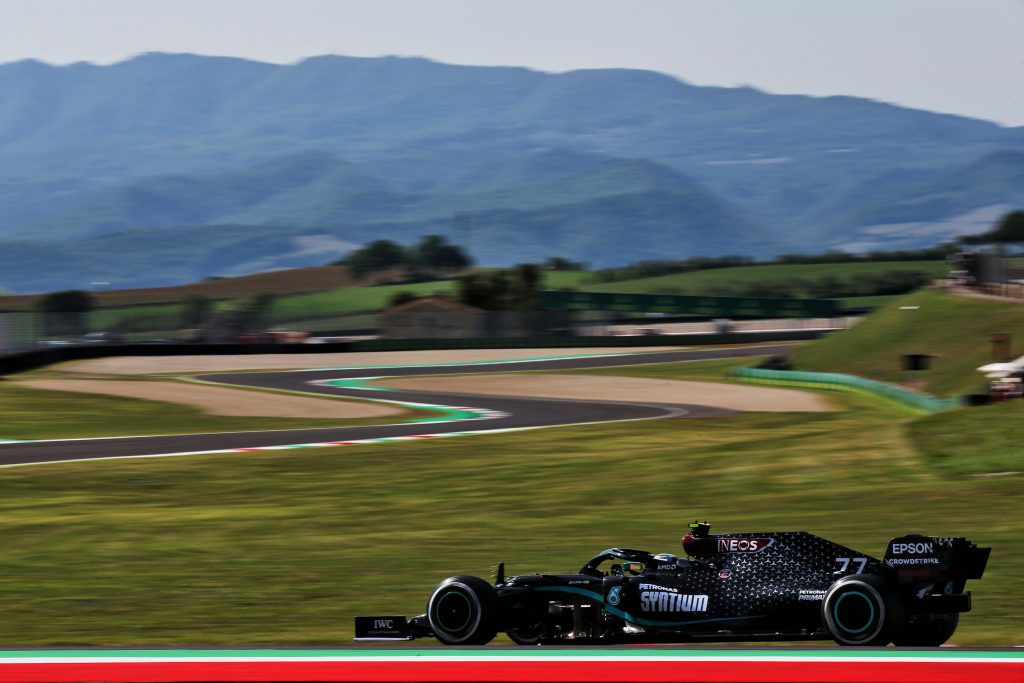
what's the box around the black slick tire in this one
[822,574,904,646]
[893,612,959,647]
[427,575,498,645]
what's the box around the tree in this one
[412,235,472,271]
[334,236,472,281]
[341,240,410,278]
[457,272,496,309]
[36,290,95,337]
[181,294,211,328]
[456,265,544,311]
[509,263,542,310]
[388,291,418,308]
[543,257,587,271]
[206,294,276,341]
[961,210,1024,247]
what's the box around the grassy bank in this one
[0,359,1018,646]
[791,288,1024,397]
[580,260,948,295]
[558,352,1021,477]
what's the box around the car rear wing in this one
[884,534,990,582]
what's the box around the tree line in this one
[335,235,471,280]
[644,269,934,301]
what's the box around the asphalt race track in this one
[0,345,791,467]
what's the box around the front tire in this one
[506,622,546,645]
[822,574,904,646]
[427,575,498,645]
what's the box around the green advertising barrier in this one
[730,367,963,414]
[539,291,838,318]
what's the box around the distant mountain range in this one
[0,53,1021,292]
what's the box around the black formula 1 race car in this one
[355,522,989,646]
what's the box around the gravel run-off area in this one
[59,347,688,375]
[35,347,822,418]
[378,373,831,413]
[15,379,403,418]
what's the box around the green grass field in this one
[0,356,1019,646]
[268,279,458,319]
[907,398,1024,477]
[578,261,949,295]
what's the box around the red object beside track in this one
[2,649,1022,683]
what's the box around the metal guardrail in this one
[730,367,963,413]
[540,290,840,317]
[0,329,830,375]
[352,330,828,352]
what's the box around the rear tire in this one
[427,575,498,645]
[823,575,904,646]
[893,612,959,647]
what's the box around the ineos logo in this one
[717,538,767,552]
[374,619,395,629]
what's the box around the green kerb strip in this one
[321,378,395,392]
[318,379,493,423]
[0,648,1019,660]
[731,367,963,414]
[410,406,485,423]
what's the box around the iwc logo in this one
[607,586,622,606]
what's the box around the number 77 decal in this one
[835,557,868,573]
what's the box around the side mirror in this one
[622,562,645,575]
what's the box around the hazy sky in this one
[3,0,1022,125]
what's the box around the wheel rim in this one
[435,590,473,633]
[833,591,875,635]
[824,581,886,645]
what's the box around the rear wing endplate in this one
[884,535,990,581]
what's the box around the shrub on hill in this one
[457,264,543,310]
[337,235,472,282]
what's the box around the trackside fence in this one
[350,330,827,352]
[730,367,963,414]
[0,330,830,375]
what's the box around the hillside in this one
[814,151,1024,251]
[19,156,760,244]
[22,152,390,240]
[0,159,774,292]
[0,266,355,310]
[0,53,1022,291]
[0,224,359,292]
[790,288,1024,397]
